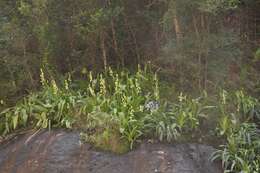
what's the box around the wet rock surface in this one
[0,130,222,173]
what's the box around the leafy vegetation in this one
[0,72,78,135]
[255,48,260,61]
[0,0,260,171]
[0,65,259,171]
[212,123,260,173]
[0,66,159,150]
[144,92,211,142]
[212,90,260,173]
[1,0,259,102]
[78,66,159,150]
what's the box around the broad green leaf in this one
[12,115,19,130]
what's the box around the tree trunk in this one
[192,13,202,91]
[173,5,184,89]
[173,7,182,43]
[100,31,107,70]
[111,19,124,67]
[23,43,35,89]
[201,15,210,90]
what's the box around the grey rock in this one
[0,130,222,173]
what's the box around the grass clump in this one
[144,92,212,142]
[76,66,159,150]
[211,123,260,173]
[211,90,260,173]
[0,73,78,135]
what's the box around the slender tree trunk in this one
[202,15,210,90]
[108,0,124,68]
[131,28,141,65]
[173,7,182,43]
[23,43,35,89]
[111,19,124,67]
[123,14,141,65]
[100,31,107,70]
[173,5,184,89]
[193,13,202,91]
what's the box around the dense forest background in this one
[0,0,260,105]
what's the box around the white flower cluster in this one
[145,101,159,111]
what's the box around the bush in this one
[211,123,260,173]
[0,66,159,150]
[144,92,211,142]
[0,74,78,135]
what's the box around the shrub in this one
[144,92,211,142]
[211,123,260,173]
[0,66,159,151]
[215,90,259,137]
[235,90,260,121]
[144,103,180,142]
[77,66,158,149]
[0,74,78,135]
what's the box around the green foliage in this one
[211,123,260,173]
[212,90,260,172]
[0,66,159,150]
[0,0,258,102]
[0,73,77,135]
[161,0,242,91]
[216,90,237,137]
[0,1,259,171]
[144,92,211,142]
[215,90,259,137]
[0,104,29,135]
[217,115,234,137]
[198,0,240,14]
[1,67,259,173]
[78,66,158,149]
[235,90,260,121]
[144,104,180,142]
[79,112,130,154]
[171,93,209,130]
[254,48,260,61]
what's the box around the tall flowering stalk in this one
[88,71,96,96]
[99,74,106,96]
[40,68,47,86]
[51,79,58,95]
[154,73,159,101]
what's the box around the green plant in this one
[254,48,260,61]
[144,92,211,142]
[217,115,233,137]
[74,66,160,150]
[79,111,130,153]
[144,105,180,142]
[118,112,143,149]
[171,92,210,132]
[211,123,260,173]
[0,72,78,135]
[215,90,238,137]
[0,96,33,135]
[235,90,259,121]
[80,66,157,149]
